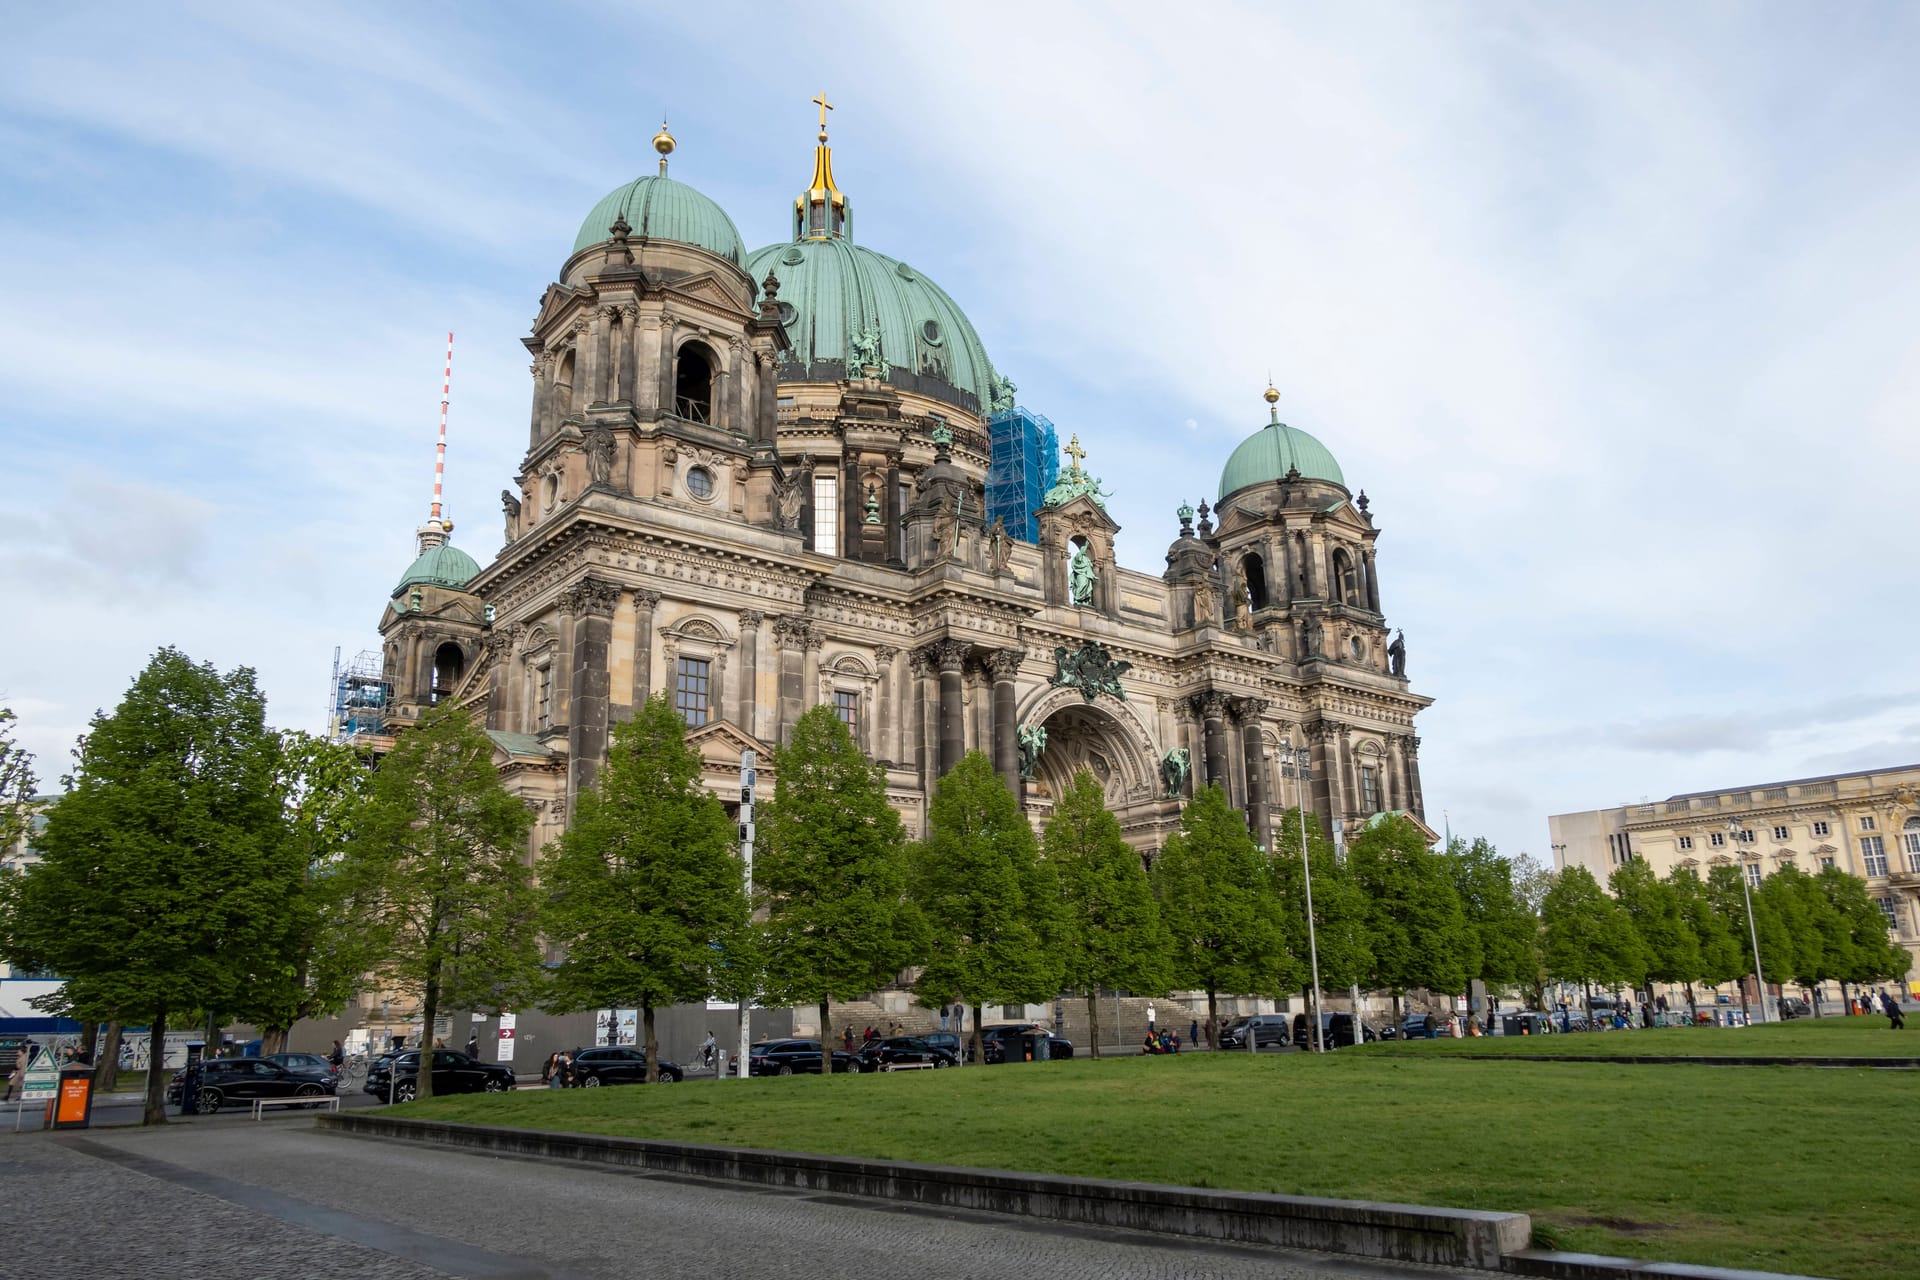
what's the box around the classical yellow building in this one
[1549,764,1920,998]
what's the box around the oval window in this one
[781,247,805,266]
[777,301,798,327]
[686,467,714,500]
[921,319,943,346]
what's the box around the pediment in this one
[531,284,587,338]
[1213,504,1266,538]
[685,718,773,765]
[661,271,750,315]
[1038,494,1119,536]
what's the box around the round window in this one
[781,247,804,266]
[896,261,917,281]
[921,319,943,346]
[686,467,714,500]
[1349,636,1365,660]
[776,301,798,327]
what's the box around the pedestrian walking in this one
[939,1005,950,1033]
[465,1033,479,1058]
[1888,997,1906,1031]
[4,1054,22,1102]
[842,1025,854,1053]
[1189,1018,1200,1046]
[1147,1003,1157,1034]
[1423,1012,1438,1039]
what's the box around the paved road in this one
[5,1120,1480,1280]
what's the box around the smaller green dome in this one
[572,175,746,266]
[394,543,481,597]
[1218,418,1345,500]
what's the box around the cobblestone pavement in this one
[8,1122,1485,1280]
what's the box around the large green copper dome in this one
[745,237,1000,416]
[573,175,746,266]
[393,542,481,597]
[1218,417,1346,500]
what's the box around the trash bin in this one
[53,1066,95,1130]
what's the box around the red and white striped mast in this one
[418,332,454,552]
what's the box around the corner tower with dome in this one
[371,111,1433,993]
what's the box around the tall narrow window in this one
[1745,862,1762,887]
[674,656,711,729]
[1241,554,1268,610]
[675,345,713,423]
[834,689,860,739]
[812,474,839,556]
[1876,896,1899,930]
[896,480,909,560]
[430,642,465,704]
[1360,765,1379,814]
[1861,834,1888,877]
[1904,819,1920,872]
[532,658,554,730]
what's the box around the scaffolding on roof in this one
[986,406,1058,543]
[328,647,391,744]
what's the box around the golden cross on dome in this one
[1064,434,1087,470]
[812,92,834,132]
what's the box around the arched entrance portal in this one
[1017,685,1178,853]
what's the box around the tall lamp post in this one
[1728,819,1769,1023]
[1279,741,1325,1053]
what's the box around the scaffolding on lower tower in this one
[328,646,391,744]
[986,406,1059,543]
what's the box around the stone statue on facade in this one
[774,472,803,531]
[1160,746,1192,799]
[1051,640,1132,703]
[1191,574,1215,627]
[1068,544,1095,607]
[850,324,888,378]
[586,423,616,487]
[1017,722,1047,780]
[986,516,1012,575]
[932,494,959,563]
[991,373,1018,413]
[1302,615,1323,658]
[1388,629,1407,676]
[500,489,521,542]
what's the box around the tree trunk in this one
[819,999,833,1076]
[417,974,439,1101]
[260,1026,290,1056]
[142,1008,169,1126]
[203,1009,221,1057]
[79,1020,100,1064]
[1205,988,1218,1054]
[1685,981,1697,1024]
[93,1022,123,1092]
[643,1004,657,1083]
[970,1002,984,1066]
[1085,991,1102,1061]
[1737,974,1750,1022]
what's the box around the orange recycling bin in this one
[53,1067,95,1129]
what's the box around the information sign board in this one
[21,1050,57,1101]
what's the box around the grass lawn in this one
[405,1048,1915,1279]
[1364,1015,1918,1059]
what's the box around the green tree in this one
[1541,865,1646,1016]
[246,732,380,1054]
[1046,769,1170,1058]
[539,695,752,1082]
[351,702,541,1099]
[1151,784,1292,1046]
[1760,865,1822,1007]
[1269,806,1371,1035]
[758,706,921,1076]
[1704,863,1783,1020]
[1672,866,1742,1017]
[1348,815,1469,1017]
[0,649,295,1124]
[1818,866,1912,1003]
[909,751,1063,1065]
[1446,837,1538,1022]
[1610,858,1700,1010]
[0,706,37,858]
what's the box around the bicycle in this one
[340,1053,368,1083]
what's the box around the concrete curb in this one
[1502,1249,1830,1280]
[319,1111,1528,1269]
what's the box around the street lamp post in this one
[1281,742,1325,1054]
[1728,819,1769,1023]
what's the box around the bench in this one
[252,1095,341,1120]
[880,1061,936,1071]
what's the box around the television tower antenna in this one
[432,331,453,525]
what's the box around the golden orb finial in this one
[1263,382,1280,406]
[653,122,676,157]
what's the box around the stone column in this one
[571,316,595,415]
[1405,734,1426,819]
[1307,721,1337,836]
[615,305,638,404]
[1337,725,1360,817]
[909,648,935,790]
[657,320,677,415]
[636,316,663,419]
[804,631,824,709]
[629,590,660,710]
[934,640,971,778]
[735,611,763,735]
[528,358,546,443]
[773,616,810,745]
[1234,698,1269,842]
[1364,550,1381,612]
[725,338,743,434]
[987,649,1024,797]
[565,577,619,804]
[1197,692,1230,793]
[874,644,898,764]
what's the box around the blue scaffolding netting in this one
[987,407,1059,542]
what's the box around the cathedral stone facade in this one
[377,119,1432,878]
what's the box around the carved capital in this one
[1197,692,1229,721]
[805,630,826,651]
[874,644,899,662]
[620,303,638,322]
[1230,696,1267,724]
[738,609,765,629]
[931,639,971,673]
[572,315,591,336]
[634,589,662,612]
[561,576,620,618]
[772,615,813,649]
[908,648,935,678]
[985,648,1024,681]
[1308,720,1339,745]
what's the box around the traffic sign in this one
[21,1050,58,1101]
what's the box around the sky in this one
[3,2,1919,861]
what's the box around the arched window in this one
[554,350,576,419]
[1294,533,1309,595]
[1332,548,1360,605]
[1241,553,1268,610]
[430,642,465,704]
[675,344,714,423]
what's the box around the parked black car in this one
[1777,996,1812,1020]
[858,1035,956,1071]
[748,1039,863,1076]
[921,1032,961,1058]
[1292,1012,1380,1049]
[265,1051,341,1092]
[972,1023,1075,1063]
[364,1049,516,1102]
[1218,1015,1290,1050]
[568,1046,683,1085]
[168,1057,334,1114]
